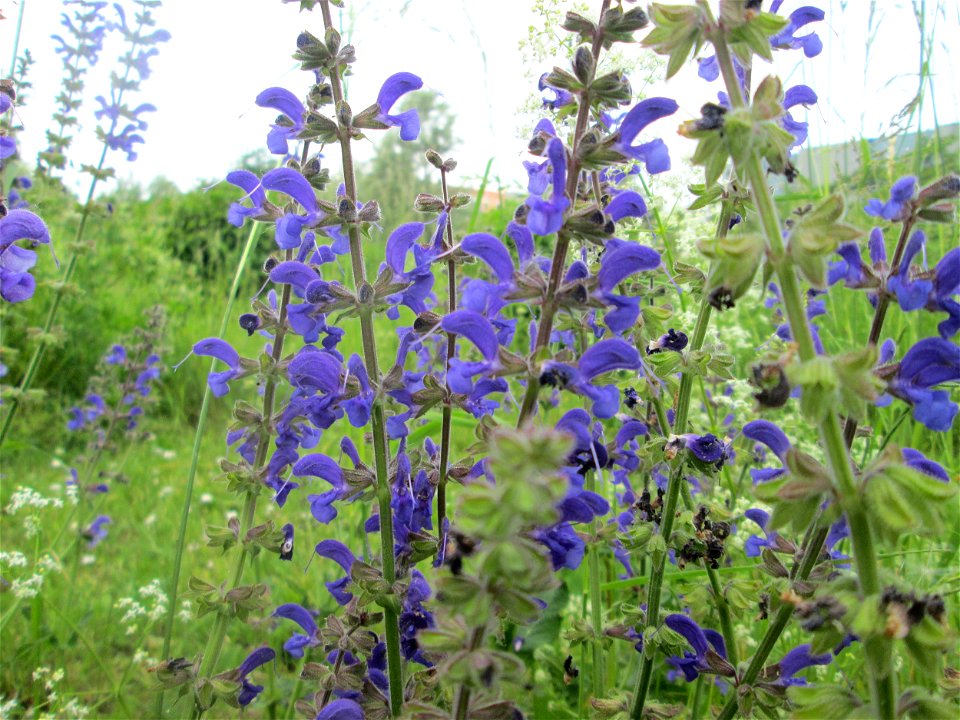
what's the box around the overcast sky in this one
[2,0,957,198]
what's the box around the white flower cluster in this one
[115,579,168,635]
[0,551,28,568]
[28,667,91,718]
[6,486,63,514]
[10,573,45,600]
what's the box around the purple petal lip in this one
[742,420,791,460]
[598,242,661,292]
[462,233,515,283]
[578,338,641,380]
[255,87,306,123]
[441,310,499,361]
[273,603,318,636]
[192,338,240,368]
[314,539,356,573]
[377,72,423,113]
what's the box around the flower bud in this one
[239,314,260,336]
[357,200,381,224]
[441,158,458,173]
[450,193,471,208]
[414,193,445,212]
[336,100,352,127]
[573,45,595,85]
[337,197,358,222]
[414,311,441,334]
[918,174,960,205]
[425,149,444,168]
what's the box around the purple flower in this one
[611,97,678,174]
[681,433,730,467]
[539,73,574,110]
[293,453,347,524]
[461,233,515,284]
[774,644,832,686]
[541,339,642,418]
[743,508,775,558]
[534,522,584,570]
[887,230,932,311]
[925,247,960,338]
[865,176,917,222]
[597,241,661,293]
[256,87,305,155]
[375,72,424,141]
[902,447,949,482]
[273,603,319,658]
[188,338,249,397]
[315,699,364,720]
[664,614,728,682]
[782,84,817,148]
[288,348,344,395]
[888,337,960,431]
[770,2,825,58]
[314,539,356,605]
[525,138,570,235]
[0,209,53,304]
[647,329,688,354]
[742,419,790,484]
[225,170,269,227]
[234,646,275,706]
[84,515,111,548]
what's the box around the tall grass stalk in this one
[154,217,265,719]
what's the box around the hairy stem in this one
[715,212,917,720]
[437,165,457,543]
[711,26,894,719]
[516,0,611,427]
[585,469,607,697]
[629,195,734,718]
[320,2,404,714]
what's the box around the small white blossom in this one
[0,551,27,568]
[11,574,44,599]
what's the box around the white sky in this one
[1,0,957,198]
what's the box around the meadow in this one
[0,1,958,719]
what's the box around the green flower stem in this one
[453,626,487,720]
[714,213,918,720]
[155,219,265,719]
[585,470,606,697]
[437,165,458,543]
[0,13,145,448]
[628,457,684,717]
[629,297,713,718]
[4,0,25,78]
[710,27,894,719]
[842,215,915,445]
[319,2,403,714]
[516,0,611,427]
[191,248,296,718]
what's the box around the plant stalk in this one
[320,2,404,714]
[437,165,457,542]
[714,208,918,720]
[516,0,611,427]
[710,27,894,719]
